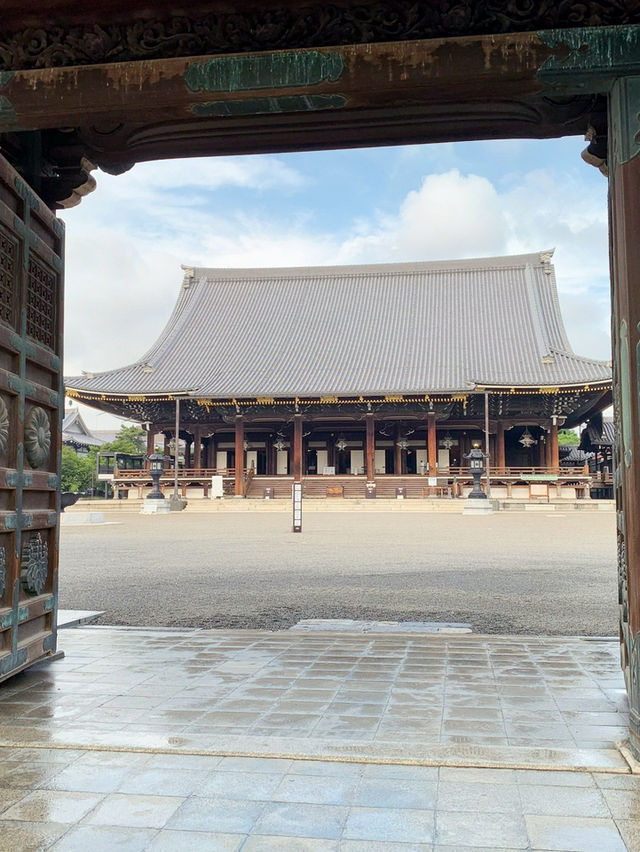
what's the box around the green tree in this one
[60,446,94,492]
[558,428,579,445]
[103,424,146,454]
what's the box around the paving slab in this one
[0,625,637,849]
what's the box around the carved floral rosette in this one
[20,533,48,596]
[0,546,5,598]
[24,406,51,469]
[0,397,8,458]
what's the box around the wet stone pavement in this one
[0,626,639,850]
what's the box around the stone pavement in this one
[0,626,638,850]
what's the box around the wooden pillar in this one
[185,439,192,468]
[193,427,202,470]
[548,419,559,471]
[427,414,437,474]
[145,429,154,469]
[608,77,640,753]
[293,415,303,482]
[365,414,375,480]
[327,438,335,469]
[163,434,170,468]
[394,424,403,475]
[496,421,506,470]
[234,415,244,495]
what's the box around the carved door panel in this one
[0,154,63,682]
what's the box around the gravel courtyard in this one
[59,510,617,635]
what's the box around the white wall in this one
[351,449,364,474]
[277,449,288,474]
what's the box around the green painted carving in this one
[192,93,347,117]
[6,472,32,487]
[538,25,640,79]
[609,76,640,168]
[620,319,632,468]
[0,72,15,127]
[185,50,344,94]
[0,96,16,125]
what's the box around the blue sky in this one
[61,137,611,429]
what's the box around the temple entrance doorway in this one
[1,14,638,752]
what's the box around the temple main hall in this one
[65,250,612,499]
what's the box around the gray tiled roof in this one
[65,252,611,398]
[62,408,103,447]
[583,416,615,447]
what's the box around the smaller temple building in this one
[65,251,612,499]
[62,405,103,454]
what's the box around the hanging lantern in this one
[396,436,409,451]
[273,436,286,452]
[519,427,537,448]
[335,437,348,452]
[243,439,249,451]
[441,432,454,450]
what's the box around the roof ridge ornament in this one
[181,266,195,288]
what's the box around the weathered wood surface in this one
[2,26,633,178]
[0,154,63,682]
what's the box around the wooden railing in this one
[114,466,591,482]
[113,467,236,480]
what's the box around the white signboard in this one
[292,482,302,532]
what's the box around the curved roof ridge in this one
[549,347,612,368]
[189,249,555,280]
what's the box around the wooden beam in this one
[0,26,624,176]
[293,415,303,481]
[234,415,244,495]
[365,413,375,481]
[427,414,437,474]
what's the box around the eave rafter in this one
[66,384,612,428]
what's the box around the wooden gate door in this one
[0,154,63,682]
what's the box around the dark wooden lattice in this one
[0,225,17,328]
[26,257,56,350]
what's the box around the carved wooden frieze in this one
[1,2,639,71]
